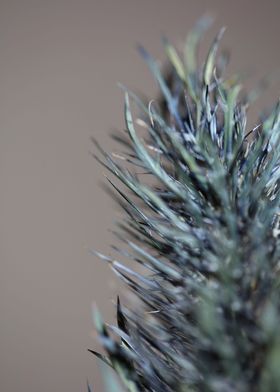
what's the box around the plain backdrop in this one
[0,1,280,391]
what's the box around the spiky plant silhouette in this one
[90,17,280,392]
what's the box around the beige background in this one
[0,1,279,391]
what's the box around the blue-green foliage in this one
[90,17,280,392]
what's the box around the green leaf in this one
[184,15,214,99]
[99,362,126,392]
[163,37,186,81]
[203,27,226,86]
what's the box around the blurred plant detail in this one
[90,16,280,392]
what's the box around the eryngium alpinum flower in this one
[90,17,280,392]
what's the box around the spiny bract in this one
[90,17,280,392]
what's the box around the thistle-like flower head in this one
[91,17,280,392]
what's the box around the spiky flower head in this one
[90,17,280,392]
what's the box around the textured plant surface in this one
[90,17,280,392]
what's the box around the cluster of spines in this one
[90,17,280,392]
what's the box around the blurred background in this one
[0,0,279,391]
